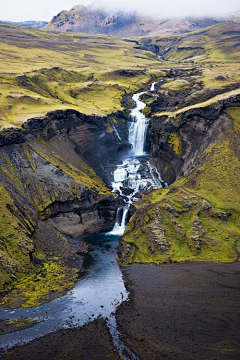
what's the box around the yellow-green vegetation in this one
[155,88,240,117]
[161,79,190,90]
[0,24,163,128]
[140,22,240,95]
[168,132,182,155]
[0,133,114,299]
[150,22,240,64]
[120,107,240,265]
[0,318,37,333]
[0,140,112,218]
[0,182,37,288]
[1,262,78,308]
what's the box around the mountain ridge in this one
[43,4,227,37]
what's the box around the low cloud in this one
[91,0,240,19]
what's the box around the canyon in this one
[0,17,239,360]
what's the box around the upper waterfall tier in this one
[128,92,149,156]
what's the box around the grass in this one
[161,79,190,90]
[0,24,163,128]
[0,181,37,289]
[0,262,78,308]
[150,22,240,64]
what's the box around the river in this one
[0,83,163,358]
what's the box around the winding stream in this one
[0,84,164,358]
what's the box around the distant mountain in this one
[43,4,223,37]
[0,20,48,29]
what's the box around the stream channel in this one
[0,82,164,358]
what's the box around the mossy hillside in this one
[0,69,154,127]
[0,262,78,308]
[181,107,240,212]
[120,106,240,265]
[160,22,240,63]
[120,188,238,265]
[0,24,164,127]
[0,140,112,218]
[0,163,82,297]
[0,133,115,298]
[161,79,191,91]
[168,132,182,155]
[0,182,37,290]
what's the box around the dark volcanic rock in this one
[43,5,222,38]
[149,92,240,183]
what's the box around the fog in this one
[91,0,240,19]
[1,0,239,22]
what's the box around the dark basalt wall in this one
[148,95,240,184]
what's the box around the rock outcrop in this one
[118,90,240,265]
[0,109,129,293]
[43,5,221,37]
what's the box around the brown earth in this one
[0,319,121,360]
[116,262,240,360]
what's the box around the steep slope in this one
[139,21,240,62]
[43,5,222,37]
[119,95,240,265]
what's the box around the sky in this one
[1,0,240,22]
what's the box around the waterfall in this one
[110,207,129,236]
[112,123,122,141]
[128,92,149,156]
[109,84,165,236]
[150,82,156,91]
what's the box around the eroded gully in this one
[0,82,165,359]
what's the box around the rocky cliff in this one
[44,5,221,37]
[118,90,240,265]
[0,109,129,306]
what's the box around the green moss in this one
[0,182,37,290]
[143,105,151,117]
[161,79,190,90]
[121,187,238,265]
[168,132,182,155]
[0,262,78,308]
[30,142,112,198]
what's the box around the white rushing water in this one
[150,82,157,91]
[128,93,148,156]
[110,88,164,236]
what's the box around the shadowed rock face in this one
[43,5,221,37]
[150,93,240,184]
[0,109,130,290]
